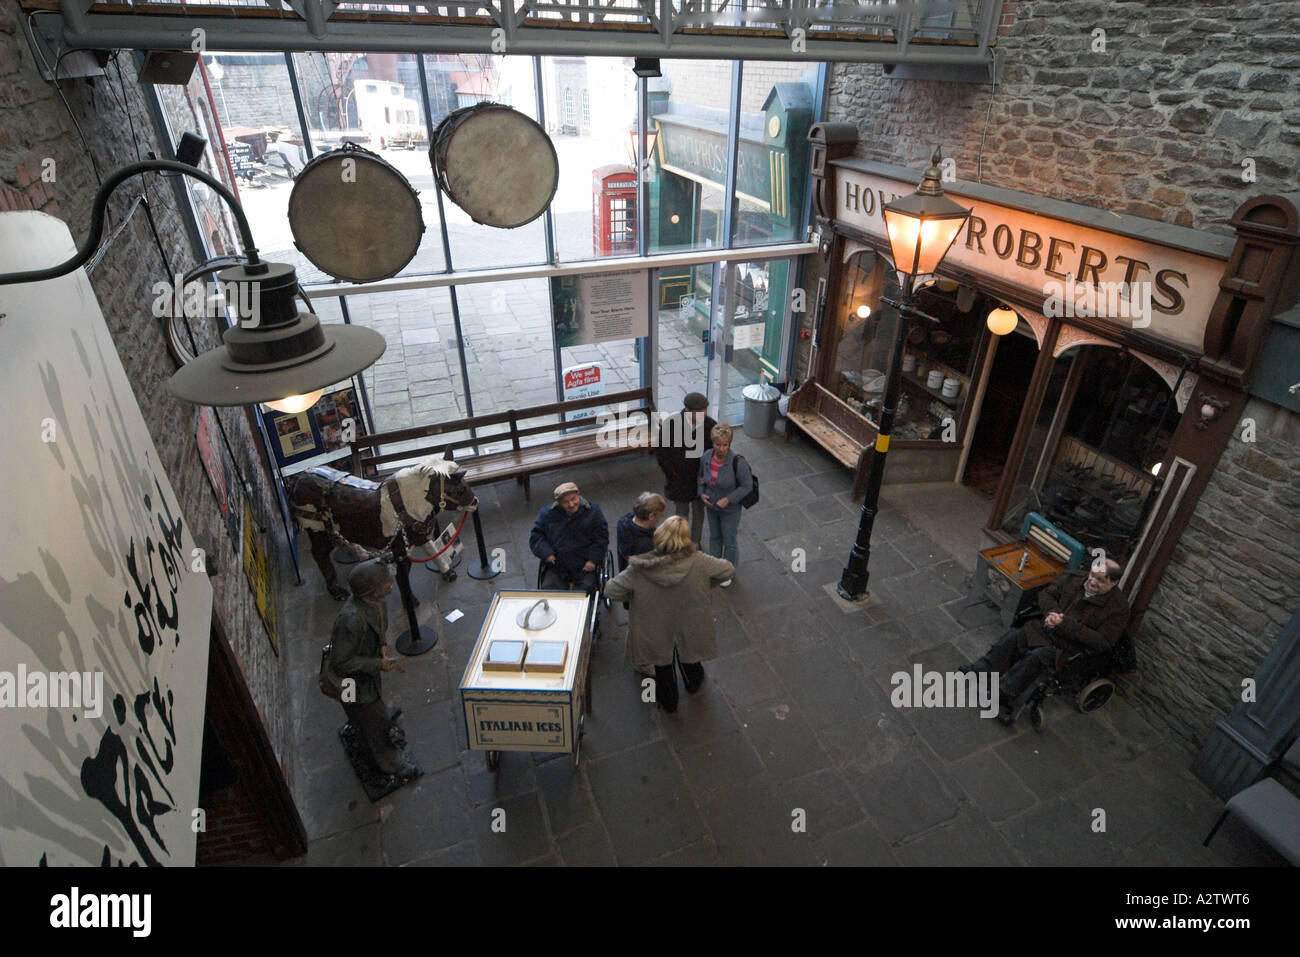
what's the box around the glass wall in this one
[419,54,548,269]
[540,56,639,262]
[152,53,821,451]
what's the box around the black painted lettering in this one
[1114,255,1151,289]
[1153,268,1188,314]
[1045,236,1075,279]
[1016,229,1044,269]
[991,223,1014,260]
[845,181,860,213]
[1077,246,1107,285]
[965,215,987,253]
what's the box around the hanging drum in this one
[430,102,559,229]
[287,143,424,283]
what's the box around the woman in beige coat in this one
[603,515,734,713]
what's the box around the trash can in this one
[742,383,781,438]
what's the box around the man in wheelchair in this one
[963,559,1130,725]
[529,481,609,595]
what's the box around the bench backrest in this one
[351,387,655,478]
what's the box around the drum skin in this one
[288,145,424,283]
[431,103,559,229]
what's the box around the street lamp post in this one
[837,149,971,602]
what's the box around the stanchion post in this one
[392,535,439,655]
[467,509,501,580]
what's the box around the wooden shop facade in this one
[798,124,1300,625]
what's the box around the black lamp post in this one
[837,149,971,602]
[0,159,386,410]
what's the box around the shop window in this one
[830,253,984,443]
[1000,346,1180,565]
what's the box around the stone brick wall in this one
[825,0,1300,233]
[0,20,296,792]
[1131,399,1300,753]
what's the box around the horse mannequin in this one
[287,456,478,600]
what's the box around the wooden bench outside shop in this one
[784,379,877,499]
[349,387,656,499]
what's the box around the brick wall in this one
[1131,399,1300,753]
[195,781,273,865]
[0,14,296,841]
[662,60,815,114]
[825,0,1299,233]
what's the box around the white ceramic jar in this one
[926,369,945,390]
[942,376,962,399]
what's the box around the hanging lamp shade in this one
[882,148,971,278]
[167,262,385,407]
[987,305,1018,336]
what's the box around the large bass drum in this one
[287,143,425,283]
[430,103,558,229]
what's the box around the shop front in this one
[805,140,1298,620]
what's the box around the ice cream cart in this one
[459,590,595,771]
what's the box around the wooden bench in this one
[349,387,656,499]
[784,379,877,499]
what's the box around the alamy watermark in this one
[890,665,1000,719]
[1042,277,1152,327]
[596,403,708,455]
[0,666,104,719]
[150,273,260,326]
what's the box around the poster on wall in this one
[0,211,214,866]
[550,269,649,348]
[196,406,243,545]
[241,501,279,656]
[260,385,361,469]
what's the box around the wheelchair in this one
[535,551,615,640]
[1001,607,1137,730]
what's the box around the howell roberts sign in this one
[832,161,1230,352]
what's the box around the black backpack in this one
[732,456,760,509]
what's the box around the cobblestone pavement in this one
[279,426,1282,866]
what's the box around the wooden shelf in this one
[901,373,963,409]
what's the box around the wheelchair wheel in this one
[600,551,614,609]
[1076,679,1114,713]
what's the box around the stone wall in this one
[825,0,1300,233]
[0,22,296,798]
[1132,399,1300,753]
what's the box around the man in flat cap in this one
[655,392,716,543]
[328,559,421,788]
[529,482,609,594]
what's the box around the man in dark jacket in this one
[965,559,1130,715]
[655,392,716,543]
[530,481,609,592]
[328,560,421,787]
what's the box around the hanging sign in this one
[550,269,649,348]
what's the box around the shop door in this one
[962,328,1039,498]
[704,259,792,425]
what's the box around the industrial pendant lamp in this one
[0,160,386,410]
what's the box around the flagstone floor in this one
[277,424,1283,866]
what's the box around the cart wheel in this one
[486,750,501,772]
[570,709,585,771]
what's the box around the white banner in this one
[0,212,213,866]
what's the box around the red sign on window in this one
[564,365,602,390]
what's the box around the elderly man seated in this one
[529,481,609,593]
[963,558,1130,723]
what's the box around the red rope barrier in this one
[406,511,469,563]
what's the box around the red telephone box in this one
[593,164,637,257]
